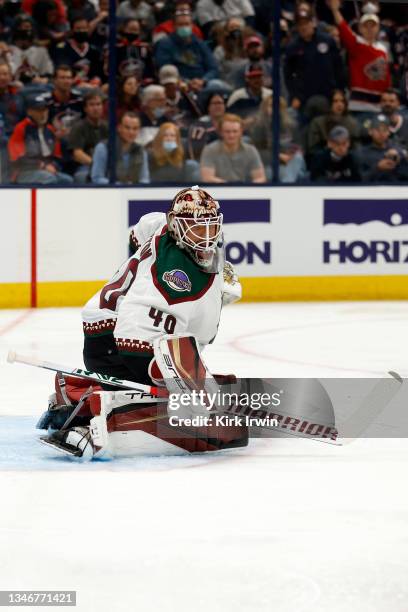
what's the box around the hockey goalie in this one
[37,186,248,459]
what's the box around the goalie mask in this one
[167,186,223,272]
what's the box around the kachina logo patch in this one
[163,270,192,292]
[323,199,408,264]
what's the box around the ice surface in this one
[0,303,407,611]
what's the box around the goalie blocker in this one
[39,335,249,459]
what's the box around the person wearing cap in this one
[137,84,168,147]
[328,0,390,112]
[309,125,361,183]
[226,62,272,122]
[159,64,201,129]
[243,35,272,85]
[284,4,345,112]
[358,113,408,182]
[233,34,274,90]
[154,10,219,92]
[8,92,73,184]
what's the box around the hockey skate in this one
[39,427,95,459]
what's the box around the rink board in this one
[1,186,407,307]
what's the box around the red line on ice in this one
[0,309,33,337]
[31,188,37,308]
[229,317,404,376]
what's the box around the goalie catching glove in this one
[222,261,242,306]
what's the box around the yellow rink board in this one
[0,283,31,308]
[1,276,408,308]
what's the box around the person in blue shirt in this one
[154,9,219,93]
[91,111,150,184]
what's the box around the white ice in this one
[0,302,407,612]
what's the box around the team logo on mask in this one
[163,270,192,292]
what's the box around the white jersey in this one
[82,212,224,356]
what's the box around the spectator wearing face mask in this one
[137,84,168,146]
[357,114,408,182]
[154,10,219,93]
[380,89,408,148]
[148,121,199,182]
[309,125,361,183]
[52,15,102,84]
[328,0,390,113]
[8,16,54,83]
[213,17,248,88]
[152,2,203,44]
[116,18,155,81]
[196,0,256,38]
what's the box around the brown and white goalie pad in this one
[86,334,248,457]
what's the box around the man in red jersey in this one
[329,0,390,112]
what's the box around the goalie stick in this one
[337,371,403,442]
[8,350,402,446]
[7,350,167,400]
[244,372,404,445]
[8,347,339,443]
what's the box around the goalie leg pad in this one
[37,373,103,431]
[93,389,248,456]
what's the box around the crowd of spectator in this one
[0,0,407,185]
